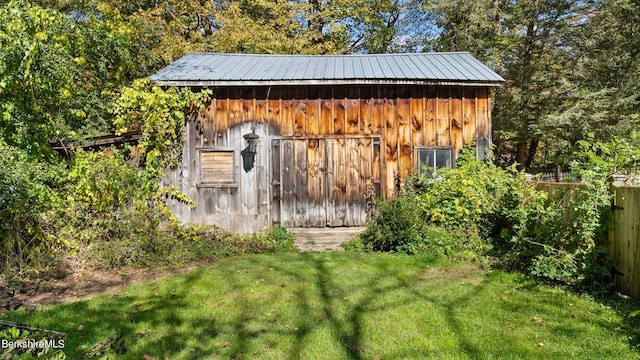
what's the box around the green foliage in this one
[218,227,296,255]
[0,0,75,155]
[353,194,432,254]
[351,146,617,291]
[419,150,518,236]
[111,79,211,177]
[67,150,143,212]
[0,142,67,274]
[0,1,155,152]
[571,136,640,179]
[349,155,489,261]
[63,2,158,138]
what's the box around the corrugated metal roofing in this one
[149,52,504,87]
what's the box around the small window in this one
[200,150,235,184]
[417,147,454,176]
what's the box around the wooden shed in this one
[150,52,504,232]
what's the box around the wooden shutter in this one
[201,151,235,183]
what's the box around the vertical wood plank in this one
[462,88,477,144]
[255,124,269,226]
[620,186,640,298]
[319,87,333,135]
[373,137,381,198]
[345,138,360,226]
[476,88,490,159]
[371,98,385,136]
[294,98,307,136]
[215,94,229,147]
[634,187,640,298]
[215,187,230,215]
[241,87,254,123]
[398,86,412,178]
[239,124,256,216]
[306,87,320,136]
[281,140,294,227]
[294,140,308,227]
[255,88,268,124]
[228,88,243,133]
[425,87,437,146]
[271,140,281,226]
[384,86,398,198]
[307,139,326,227]
[346,86,360,135]
[281,88,295,137]
[358,137,373,224]
[360,86,373,135]
[629,188,638,298]
[327,138,347,226]
[450,86,464,155]
[410,86,425,148]
[436,87,450,146]
[268,88,282,136]
[202,102,215,148]
[333,87,346,135]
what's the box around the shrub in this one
[355,194,430,254]
[347,177,487,261]
[351,145,616,292]
[0,142,67,275]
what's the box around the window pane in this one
[418,149,434,175]
[435,149,451,168]
[426,149,436,168]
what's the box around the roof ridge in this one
[186,52,472,57]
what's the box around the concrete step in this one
[288,227,364,252]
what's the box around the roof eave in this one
[150,79,504,87]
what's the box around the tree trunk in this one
[525,139,539,169]
[309,0,324,45]
[515,142,527,171]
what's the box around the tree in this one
[540,0,640,165]
[417,0,594,170]
[0,1,76,156]
[1,1,160,150]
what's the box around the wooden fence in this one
[611,186,640,298]
[533,182,640,298]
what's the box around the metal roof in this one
[150,52,504,87]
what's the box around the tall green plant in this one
[111,79,210,179]
[0,142,66,273]
[0,1,75,156]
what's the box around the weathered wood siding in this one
[166,85,493,232]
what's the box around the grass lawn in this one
[2,252,639,359]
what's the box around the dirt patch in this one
[1,263,205,310]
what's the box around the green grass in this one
[2,252,639,359]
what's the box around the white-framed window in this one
[200,149,235,184]
[416,147,454,176]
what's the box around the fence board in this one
[536,182,640,298]
[614,187,640,298]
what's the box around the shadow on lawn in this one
[11,253,631,359]
[23,270,220,357]
[43,254,494,359]
[215,253,496,360]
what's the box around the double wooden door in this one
[271,137,381,227]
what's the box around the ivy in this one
[110,79,211,178]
